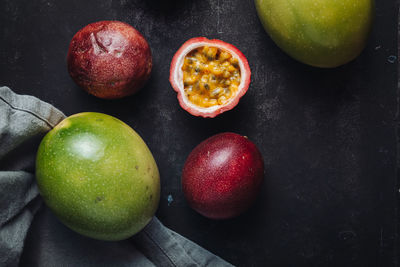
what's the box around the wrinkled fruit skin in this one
[255,0,374,68]
[182,133,264,219]
[67,21,152,99]
[36,112,160,241]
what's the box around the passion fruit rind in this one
[170,37,251,118]
[67,21,152,99]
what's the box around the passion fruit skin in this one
[255,0,374,68]
[67,21,152,99]
[36,112,160,241]
[182,133,264,219]
[170,37,251,118]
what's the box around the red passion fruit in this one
[182,133,264,219]
[67,21,152,99]
[170,37,251,118]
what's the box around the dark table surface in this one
[1,0,399,266]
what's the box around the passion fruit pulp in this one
[170,37,251,118]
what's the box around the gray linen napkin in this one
[0,86,232,267]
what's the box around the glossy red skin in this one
[182,133,264,219]
[67,21,152,99]
[170,37,251,118]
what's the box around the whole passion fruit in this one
[182,133,264,219]
[255,0,374,68]
[170,37,251,118]
[67,21,152,99]
[36,112,160,241]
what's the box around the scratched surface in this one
[0,0,398,266]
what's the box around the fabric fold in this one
[0,86,66,266]
[0,86,233,267]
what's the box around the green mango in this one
[255,0,374,67]
[36,112,160,241]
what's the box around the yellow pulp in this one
[182,46,241,108]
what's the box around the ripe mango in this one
[255,0,374,67]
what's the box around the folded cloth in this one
[0,86,232,267]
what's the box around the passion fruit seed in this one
[182,46,241,108]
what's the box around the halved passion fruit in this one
[170,37,251,118]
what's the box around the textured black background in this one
[1,0,399,266]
